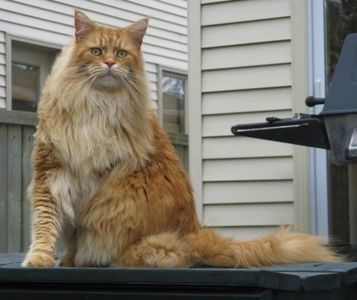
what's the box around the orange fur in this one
[22,10,341,268]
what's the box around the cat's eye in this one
[116,50,127,58]
[91,48,102,56]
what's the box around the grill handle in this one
[305,96,325,107]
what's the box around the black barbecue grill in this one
[232,33,357,165]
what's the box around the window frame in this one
[5,35,61,113]
[157,66,188,131]
[157,65,189,167]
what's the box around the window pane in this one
[162,73,185,134]
[161,71,188,170]
[12,62,39,112]
[326,0,357,81]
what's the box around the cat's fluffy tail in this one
[185,228,342,267]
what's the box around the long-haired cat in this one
[22,10,340,268]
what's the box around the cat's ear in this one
[74,10,95,42]
[126,18,149,48]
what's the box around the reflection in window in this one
[161,70,188,169]
[12,62,39,112]
[162,73,185,134]
[326,0,357,81]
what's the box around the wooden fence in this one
[0,110,37,253]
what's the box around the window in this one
[12,62,39,112]
[159,69,188,169]
[10,40,59,112]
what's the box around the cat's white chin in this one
[94,75,121,89]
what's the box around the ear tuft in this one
[74,10,95,41]
[127,18,149,48]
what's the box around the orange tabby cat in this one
[22,10,340,268]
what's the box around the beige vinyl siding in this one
[202,65,291,92]
[202,88,292,114]
[204,181,294,204]
[201,0,290,25]
[0,0,188,108]
[203,158,293,182]
[211,226,281,240]
[204,203,294,227]
[200,0,294,238]
[202,41,291,70]
[203,137,293,159]
[0,32,5,109]
[202,18,291,48]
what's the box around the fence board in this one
[7,125,22,252]
[22,126,35,251]
[0,110,37,252]
[0,124,8,252]
[0,110,37,126]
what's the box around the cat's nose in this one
[104,61,115,68]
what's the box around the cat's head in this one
[71,10,148,91]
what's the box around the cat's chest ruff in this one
[48,168,98,223]
[55,112,124,172]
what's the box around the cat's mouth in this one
[101,72,115,78]
[87,65,128,89]
[93,71,121,89]
[97,67,117,77]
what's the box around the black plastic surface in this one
[1,254,357,299]
[231,116,330,149]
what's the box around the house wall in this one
[189,0,306,239]
[0,0,188,109]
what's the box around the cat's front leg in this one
[22,144,63,268]
[22,181,62,267]
[22,178,62,267]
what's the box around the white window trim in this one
[307,0,329,236]
[187,0,202,221]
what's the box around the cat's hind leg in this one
[115,233,192,268]
[57,227,77,267]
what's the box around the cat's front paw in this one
[22,251,55,267]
